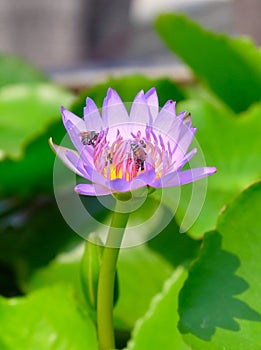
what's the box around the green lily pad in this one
[179,181,261,349]
[0,286,98,350]
[155,14,261,113]
[126,268,189,350]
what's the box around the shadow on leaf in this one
[178,231,261,340]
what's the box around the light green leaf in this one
[0,54,47,88]
[170,99,261,237]
[126,267,189,350]
[179,182,261,349]
[27,242,174,332]
[114,245,174,330]
[155,14,261,113]
[0,286,98,350]
[0,83,74,160]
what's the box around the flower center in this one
[90,127,174,181]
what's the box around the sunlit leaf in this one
[156,14,261,112]
[0,286,98,349]
[126,268,189,350]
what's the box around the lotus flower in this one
[50,88,216,196]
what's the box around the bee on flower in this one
[50,88,216,196]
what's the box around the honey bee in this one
[80,131,99,147]
[130,140,147,171]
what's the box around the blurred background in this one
[0,0,260,86]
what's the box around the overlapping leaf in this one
[126,268,189,350]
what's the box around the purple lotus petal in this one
[153,167,217,188]
[167,116,184,149]
[177,110,187,120]
[174,147,198,171]
[173,127,197,163]
[65,150,89,177]
[130,90,151,125]
[61,106,86,131]
[52,88,216,197]
[130,169,156,190]
[79,146,95,168]
[153,100,176,133]
[61,107,86,154]
[144,87,159,121]
[75,183,112,196]
[108,169,156,192]
[102,88,129,128]
[83,164,109,187]
[109,178,131,192]
[84,97,104,131]
[50,138,86,177]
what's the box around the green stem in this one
[97,200,129,350]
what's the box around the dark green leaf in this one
[0,196,80,286]
[179,182,261,349]
[148,216,201,268]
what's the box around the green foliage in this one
[0,54,47,88]
[26,242,175,331]
[81,237,104,310]
[0,286,98,350]
[126,268,189,350]
[155,14,261,113]
[71,75,185,115]
[0,197,80,286]
[0,83,74,160]
[171,100,261,237]
[179,182,261,349]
